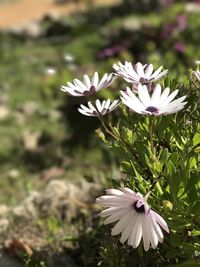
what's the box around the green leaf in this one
[191,230,200,237]
[193,133,200,147]
[160,148,169,164]
[169,152,179,165]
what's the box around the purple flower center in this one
[82,86,96,96]
[133,200,145,213]
[146,106,159,114]
[139,77,149,84]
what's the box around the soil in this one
[0,0,120,29]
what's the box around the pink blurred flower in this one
[161,0,174,7]
[97,44,125,59]
[174,42,186,53]
[176,15,187,32]
[161,23,176,39]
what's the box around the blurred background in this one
[0,0,200,266]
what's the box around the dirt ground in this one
[0,0,120,29]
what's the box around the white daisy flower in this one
[120,84,187,116]
[96,188,169,251]
[78,99,120,117]
[61,72,115,96]
[113,61,168,89]
[192,70,200,81]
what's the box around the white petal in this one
[121,88,146,112]
[111,211,132,236]
[149,218,158,249]
[150,66,163,79]
[106,189,125,196]
[159,87,170,105]
[96,99,103,113]
[136,62,145,78]
[74,79,87,91]
[120,212,136,243]
[66,81,84,93]
[164,95,187,107]
[104,208,131,225]
[87,102,96,111]
[151,210,169,233]
[162,89,179,106]
[129,214,142,248]
[83,74,91,88]
[105,99,111,110]
[97,73,108,89]
[97,195,134,204]
[137,84,151,107]
[100,206,130,217]
[150,84,162,107]
[153,69,168,81]
[142,216,151,251]
[78,108,94,116]
[120,188,137,197]
[79,104,92,113]
[61,86,80,96]
[92,72,99,87]
[109,100,120,111]
[149,213,164,243]
[144,64,154,79]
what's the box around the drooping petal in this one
[142,216,151,251]
[151,210,169,233]
[120,212,136,243]
[111,211,133,236]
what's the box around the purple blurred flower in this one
[174,42,186,53]
[160,23,176,39]
[97,44,125,59]
[176,15,187,32]
[161,0,174,7]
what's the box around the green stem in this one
[145,175,163,199]
[98,115,146,172]
[98,116,118,140]
[149,116,155,157]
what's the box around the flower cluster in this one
[61,61,188,252]
[61,61,187,118]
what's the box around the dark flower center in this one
[139,77,148,84]
[146,106,159,114]
[133,201,145,213]
[83,86,96,96]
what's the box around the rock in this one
[12,191,40,219]
[0,219,9,233]
[41,167,64,181]
[0,253,23,267]
[22,130,41,151]
[0,205,9,217]
[8,169,20,179]
[48,110,61,121]
[0,106,9,120]
[22,101,38,115]
[49,253,78,267]
[10,22,43,39]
